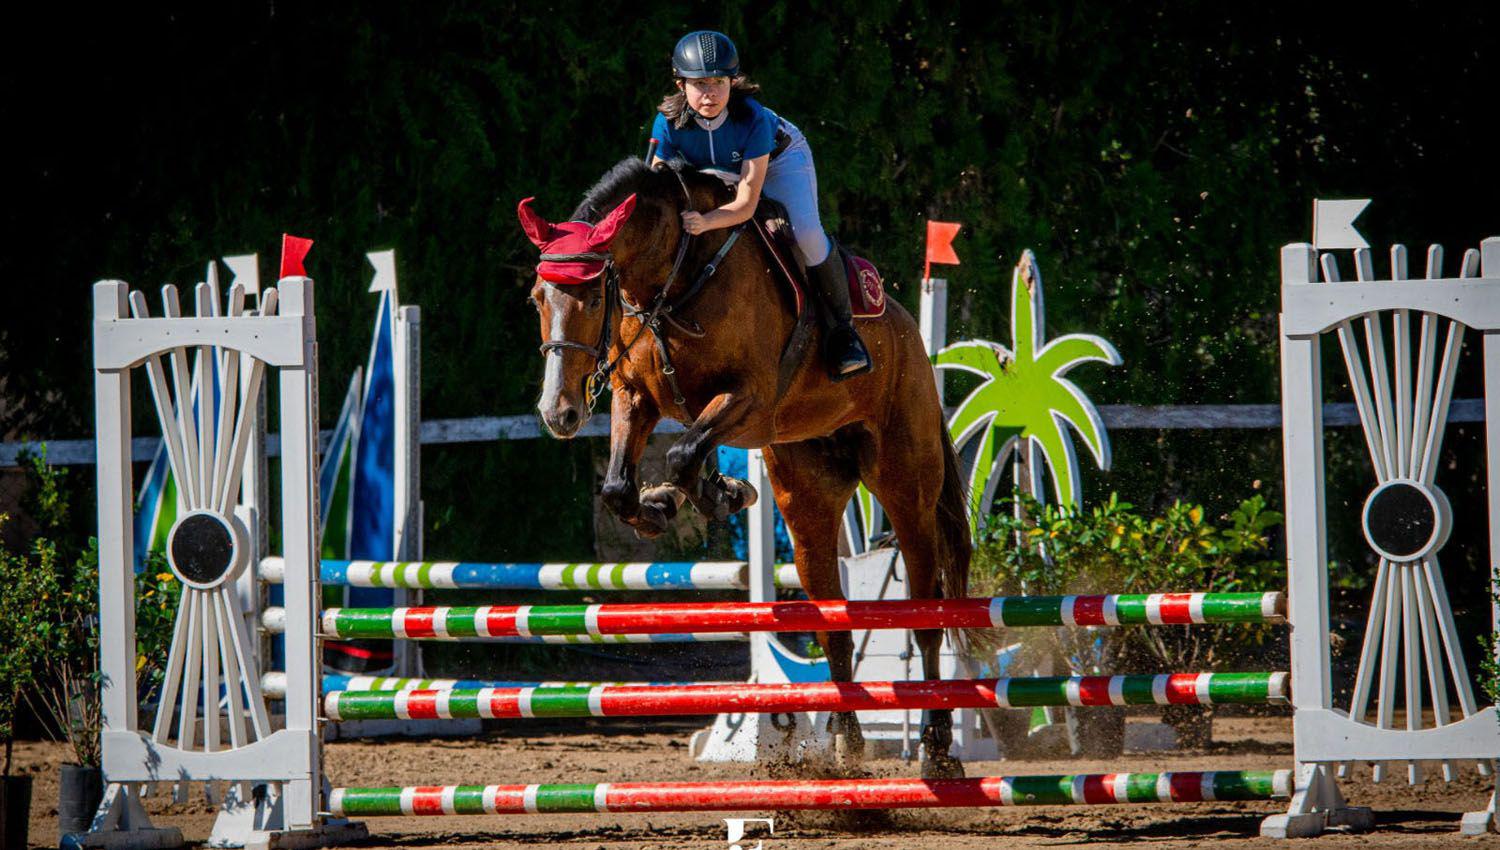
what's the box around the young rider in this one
[649,30,872,381]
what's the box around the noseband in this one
[537,170,744,413]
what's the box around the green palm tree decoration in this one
[936,250,1120,531]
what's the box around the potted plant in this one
[13,454,180,842]
[30,535,105,838]
[972,492,1139,758]
[0,511,49,850]
[974,489,1285,753]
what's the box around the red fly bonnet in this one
[517,194,638,285]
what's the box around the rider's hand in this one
[680,210,709,235]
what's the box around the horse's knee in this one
[665,440,700,483]
[925,709,954,733]
[601,477,637,519]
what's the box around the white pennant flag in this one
[367,249,398,294]
[222,254,261,295]
[1312,198,1371,250]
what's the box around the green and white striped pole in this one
[313,592,1286,640]
[329,770,1293,816]
[323,672,1289,721]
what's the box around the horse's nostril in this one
[558,407,580,432]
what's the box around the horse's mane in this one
[570,157,724,222]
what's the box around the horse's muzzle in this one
[539,396,587,439]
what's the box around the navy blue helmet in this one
[672,31,740,79]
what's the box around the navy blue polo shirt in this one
[651,97,780,175]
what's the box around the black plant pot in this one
[0,774,32,850]
[57,764,104,836]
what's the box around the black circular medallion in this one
[1362,481,1438,561]
[168,513,237,586]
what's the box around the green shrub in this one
[0,517,52,774]
[3,454,179,768]
[972,490,1283,675]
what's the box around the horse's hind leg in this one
[864,427,968,779]
[761,437,863,769]
[885,512,965,778]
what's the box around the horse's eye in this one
[588,294,603,310]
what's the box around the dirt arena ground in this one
[17,715,1497,849]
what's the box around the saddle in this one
[751,198,887,320]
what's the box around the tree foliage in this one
[4,2,1497,592]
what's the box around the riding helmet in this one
[672,30,740,79]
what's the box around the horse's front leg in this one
[600,385,667,538]
[642,390,759,521]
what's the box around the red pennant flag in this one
[279,234,314,279]
[924,221,962,282]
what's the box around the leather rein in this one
[538,169,744,412]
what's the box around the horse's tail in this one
[933,421,979,655]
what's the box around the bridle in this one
[537,168,743,413]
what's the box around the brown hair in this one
[657,76,763,130]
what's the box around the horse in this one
[519,157,974,777]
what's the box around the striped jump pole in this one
[323,672,1290,721]
[314,675,720,694]
[314,592,1286,640]
[259,673,722,699]
[329,769,1293,817]
[261,607,747,643]
[259,557,807,591]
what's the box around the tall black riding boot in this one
[808,250,872,381]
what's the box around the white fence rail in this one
[5,399,1485,468]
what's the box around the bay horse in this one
[520,157,973,777]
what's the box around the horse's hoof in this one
[715,476,757,518]
[632,504,669,539]
[833,732,865,769]
[639,484,683,521]
[706,479,758,521]
[920,755,966,780]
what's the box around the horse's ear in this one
[588,194,638,249]
[517,197,551,247]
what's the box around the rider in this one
[648,30,872,381]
